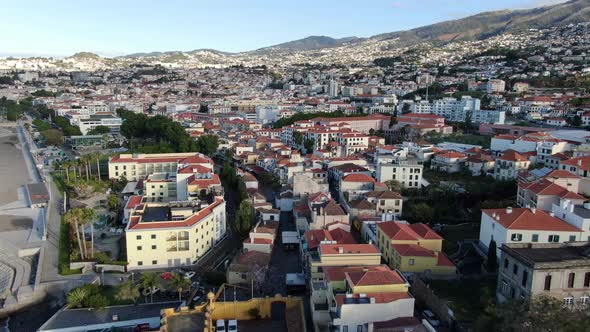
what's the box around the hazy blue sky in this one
[1,0,567,57]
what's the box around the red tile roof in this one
[378,222,442,241]
[482,208,582,232]
[341,173,376,183]
[319,244,380,255]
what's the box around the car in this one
[191,281,200,288]
[228,320,237,331]
[184,271,196,279]
[161,272,173,280]
[216,319,226,332]
[422,310,440,327]
[192,295,201,303]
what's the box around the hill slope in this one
[372,0,590,45]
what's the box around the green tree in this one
[169,273,190,301]
[107,194,119,211]
[67,287,89,308]
[32,118,51,131]
[195,135,219,156]
[199,103,209,113]
[304,138,315,153]
[115,280,140,304]
[235,200,254,237]
[487,240,498,272]
[385,180,402,192]
[41,129,63,146]
[293,131,303,146]
[404,202,434,224]
[569,115,582,127]
[87,125,110,135]
[85,293,108,309]
[140,272,160,303]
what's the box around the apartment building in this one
[308,244,382,282]
[376,221,456,275]
[497,242,590,305]
[125,196,226,270]
[479,207,583,259]
[108,153,214,181]
[493,150,531,180]
[375,159,424,189]
[319,266,417,332]
[516,178,585,212]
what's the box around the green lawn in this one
[426,277,497,323]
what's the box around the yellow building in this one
[125,196,226,270]
[376,221,456,275]
[311,265,417,332]
[308,244,382,281]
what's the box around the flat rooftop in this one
[142,206,170,222]
[503,243,590,264]
[39,302,180,331]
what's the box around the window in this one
[548,235,560,242]
[569,235,576,242]
[504,259,509,269]
[513,264,518,275]
[564,297,574,306]
[511,233,523,242]
[568,273,575,288]
[584,273,590,287]
[151,245,157,250]
[357,326,363,332]
[544,275,552,291]
[137,261,143,266]
[151,234,156,239]
[137,246,142,251]
[152,260,157,265]
[136,235,142,240]
[532,234,539,242]
[408,259,415,266]
[501,280,509,293]
[241,273,247,280]
[522,271,528,287]
[580,296,589,305]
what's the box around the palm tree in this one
[63,160,71,181]
[94,153,102,181]
[140,272,159,303]
[80,208,97,259]
[115,280,140,304]
[82,155,91,181]
[64,208,85,260]
[67,287,88,308]
[170,273,190,301]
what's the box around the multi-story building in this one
[487,79,506,93]
[376,221,456,275]
[493,150,530,180]
[319,265,417,332]
[479,207,583,258]
[497,242,590,305]
[516,178,585,212]
[124,196,226,270]
[108,153,214,181]
[375,159,423,189]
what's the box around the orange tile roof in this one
[319,244,380,255]
[482,208,582,232]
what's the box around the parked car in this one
[422,310,440,327]
[192,295,201,303]
[216,319,226,332]
[228,320,238,331]
[184,271,196,279]
[161,272,173,280]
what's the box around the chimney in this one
[338,246,344,254]
[578,159,583,166]
[112,315,119,321]
[506,207,513,214]
[531,207,536,214]
[368,239,373,245]
[549,212,555,217]
[495,215,500,221]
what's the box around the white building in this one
[479,207,583,258]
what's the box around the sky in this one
[1,0,568,57]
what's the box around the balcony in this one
[166,245,190,252]
[166,234,189,241]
